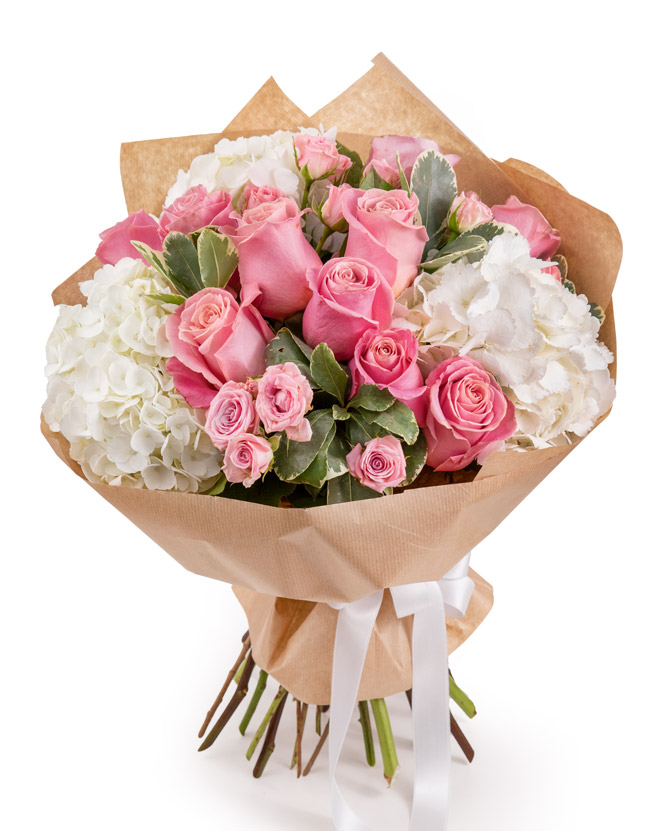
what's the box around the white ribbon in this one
[328,554,474,831]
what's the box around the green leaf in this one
[336,141,364,188]
[147,293,186,306]
[325,432,350,480]
[204,473,227,496]
[563,277,577,294]
[327,472,382,504]
[553,253,568,283]
[163,232,203,294]
[198,229,238,289]
[219,477,295,507]
[347,384,396,413]
[464,222,505,243]
[421,234,488,271]
[588,302,606,325]
[332,405,350,421]
[293,423,337,488]
[366,400,419,445]
[131,241,171,281]
[395,152,410,194]
[346,410,390,446]
[265,328,314,384]
[310,343,349,405]
[402,431,428,485]
[359,166,394,191]
[273,409,335,481]
[410,150,458,256]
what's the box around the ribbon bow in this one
[328,554,474,831]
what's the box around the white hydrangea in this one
[165,126,337,208]
[43,258,222,491]
[395,233,615,447]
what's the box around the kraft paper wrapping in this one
[42,54,620,702]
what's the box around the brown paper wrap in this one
[42,55,620,703]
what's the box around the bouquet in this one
[42,55,620,828]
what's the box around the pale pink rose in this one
[343,188,428,297]
[165,286,273,409]
[302,257,394,361]
[205,382,259,451]
[346,436,407,493]
[242,184,286,211]
[96,210,162,265]
[321,183,353,230]
[256,362,313,441]
[223,433,273,488]
[159,185,236,241]
[349,328,427,424]
[542,263,562,282]
[231,197,321,320]
[448,191,493,232]
[424,356,516,472]
[491,196,561,259]
[294,134,353,182]
[364,135,461,187]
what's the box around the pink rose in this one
[256,362,313,441]
[302,257,394,361]
[349,328,427,424]
[491,196,561,259]
[321,183,352,230]
[223,433,273,488]
[424,356,516,472]
[343,188,428,297]
[542,263,562,282]
[205,382,259,451]
[242,184,286,211]
[365,135,461,187]
[448,191,493,233]
[294,134,352,182]
[96,210,162,265]
[159,185,236,241]
[232,197,321,320]
[346,436,407,493]
[165,286,273,409]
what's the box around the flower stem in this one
[316,705,323,736]
[198,654,255,751]
[239,669,268,736]
[198,633,250,738]
[370,698,398,785]
[303,720,329,776]
[315,226,332,254]
[246,686,287,761]
[291,701,309,775]
[450,712,475,763]
[234,657,248,683]
[449,672,477,719]
[253,689,288,778]
[358,701,376,767]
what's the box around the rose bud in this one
[364,135,461,187]
[222,433,274,488]
[205,382,259,451]
[491,196,561,259]
[165,286,273,409]
[256,363,314,441]
[346,436,407,493]
[96,210,162,265]
[424,356,517,471]
[159,185,236,240]
[448,191,493,233]
[321,183,353,231]
[302,257,394,361]
[294,134,353,182]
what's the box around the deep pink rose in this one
[365,135,461,187]
[205,382,259,451]
[424,356,516,472]
[346,436,407,493]
[491,196,561,259]
[294,134,352,182]
[321,183,352,230]
[96,210,162,265]
[343,188,428,297]
[232,197,321,320]
[302,257,394,361]
[448,191,493,233]
[242,184,286,211]
[159,185,236,241]
[349,328,427,424]
[165,286,273,409]
[256,362,313,441]
[223,433,273,487]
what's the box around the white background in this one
[2,2,664,829]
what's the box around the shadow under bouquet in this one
[42,55,620,829]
